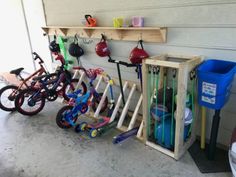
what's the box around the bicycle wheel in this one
[15,88,45,116]
[0,85,19,111]
[92,93,108,113]
[62,80,87,101]
[56,105,78,129]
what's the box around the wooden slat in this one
[137,120,144,139]
[89,75,103,103]
[94,82,110,118]
[117,84,137,128]
[142,61,148,142]
[109,81,128,123]
[146,141,175,158]
[128,95,143,130]
[145,59,180,68]
[174,64,188,160]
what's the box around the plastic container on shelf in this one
[131,16,144,27]
[197,59,236,109]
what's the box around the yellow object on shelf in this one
[113,17,124,28]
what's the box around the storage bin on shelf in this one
[197,59,236,110]
[142,54,202,160]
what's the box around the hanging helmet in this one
[68,35,84,58]
[129,40,149,64]
[49,35,60,53]
[95,34,110,57]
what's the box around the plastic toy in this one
[85,15,97,27]
[113,17,124,27]
[97,121,118,136]
[131,16,144,27]
[75,117,110,138]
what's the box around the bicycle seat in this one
[10,67,24,76]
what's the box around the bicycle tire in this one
[15,88,45,116]
[56,105,77,129]
[62,80,87,101]
[0,85,19,111]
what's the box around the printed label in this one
[201,96,216,104]
[202,82,217,96]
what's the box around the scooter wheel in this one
[89,128,98,138]
[112,137,119,144]
[75,122,87,133]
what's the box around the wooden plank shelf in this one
[42,26,167,43]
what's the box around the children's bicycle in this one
[14,53,86,116]
[0,52,52,112]
[56,68,109,129]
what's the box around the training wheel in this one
[75,122,87,133]
[89,128,98,138]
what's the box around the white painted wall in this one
[0,0,34,73]
[0,0,51,73]
[43,0,236,146]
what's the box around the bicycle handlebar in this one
[53,52,65,65]
[108,57,136,67]
[32,52,44,64]
[73,67,104,79]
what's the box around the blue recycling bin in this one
[197,59,236,109]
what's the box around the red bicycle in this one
[14,53,86,116]
[0,52,52,112]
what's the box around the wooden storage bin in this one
[142,54,202,160]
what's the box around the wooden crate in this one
[142,54,203,160]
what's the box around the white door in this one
[22,0,52,72]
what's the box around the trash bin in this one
[197,59,236,109]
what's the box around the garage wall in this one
[0,0,34,73]
[42,0,236,146]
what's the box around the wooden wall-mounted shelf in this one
[42,26,167,43]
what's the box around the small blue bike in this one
[55,68,108,129]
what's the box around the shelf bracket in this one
[83,29,94,38]
[59,28,68,36]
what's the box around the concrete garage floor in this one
[0,101,232,177]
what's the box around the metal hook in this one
[139,33,143,41]
[172,69,177,78]
[101,33,106,40]
[190,70,196,80]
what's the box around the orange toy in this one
[85,15,97,27]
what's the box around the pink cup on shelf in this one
[131,17,144,27]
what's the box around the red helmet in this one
[129,40,149,64]
[95,34,110,57]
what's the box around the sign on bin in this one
[202,82,217,96]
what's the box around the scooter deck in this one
[113,127,139,144]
